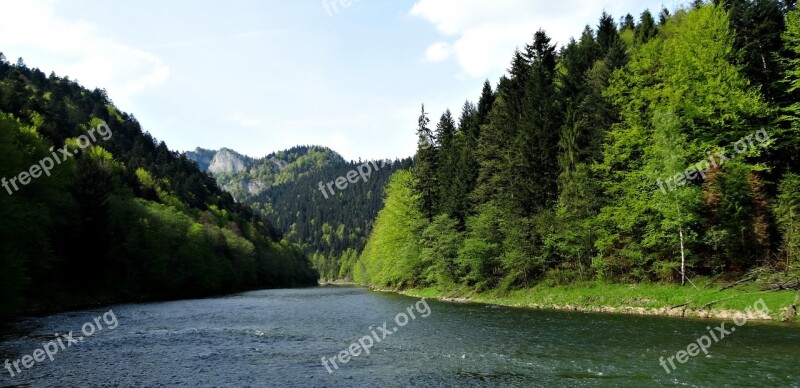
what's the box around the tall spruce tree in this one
[448,102,481,226]
[716,0,788,101]
[513,30,561,215]
[597,12,620,55]
[436,110,459,218]
[635,10,658,45]
[413,104,439,221]
[477,80,496,126]
[622,14,636,30]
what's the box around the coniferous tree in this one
[597,12,619,55]
[716,0,787,101]
[622,14,636,30]
[473,54,529,208]
[449,102,481,226]
[436,110,459,217]
[507,50,531,119]
[560,27,600,104]
[413,104,439,221]
[436,110,456,152]
[659,7,672,25]
[477,80,496,126]
[635,10,658,45]
[473,91,515,207]
[514,30,561,214]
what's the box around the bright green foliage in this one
[0,58,318,316]
[419,214,463,286]
[607,5,768,145]
[355,170,425,287]
[356,2,798,293]
[336,248,359,279]
[0,113,67,312]
[598,4,769,280]
[775,174,800,265]
[777,10,800,174]
[457,204,504,291]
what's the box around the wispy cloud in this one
[410,0,681,78]
[0,0,170,106]
[423,42,454,63]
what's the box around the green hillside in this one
[0,55,318,317]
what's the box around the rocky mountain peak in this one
[208,148,253,174]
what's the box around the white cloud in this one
[0,0,169,106]
[423,42,453,63]
[410,0,680,78]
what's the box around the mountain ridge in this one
[185,145,411,280]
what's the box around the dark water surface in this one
[0,286,798,387]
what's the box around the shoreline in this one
[318,280,359,286]
[363,283,799,324]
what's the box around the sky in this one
[0,0,682,161]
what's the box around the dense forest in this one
[186,146,411,280]
[355,1,800,292]
[6,1,799,318]
[0,55,318,316]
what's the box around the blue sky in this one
[0,0,680,161]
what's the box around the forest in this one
[186,145,412,280]
[0,55,318,316]
[355,1,800,292]
[252,154,411,280]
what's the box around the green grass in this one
[396,282,799,322]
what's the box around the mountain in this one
[183,147,217,171]
[186,146,412,280]
[185,147,256,174]
[187,145,346,197]
[0,55,318,316]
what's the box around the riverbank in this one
[369,282,799,323]
[318,279,358,286]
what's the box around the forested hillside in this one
[186,146,411,280]
[0,56,318,316]
[356,1,800,292]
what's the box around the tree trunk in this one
[680,227,686,287]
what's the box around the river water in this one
[0,286,798,387]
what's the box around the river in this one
[1,286,798,387]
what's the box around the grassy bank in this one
[381,282,799,322]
